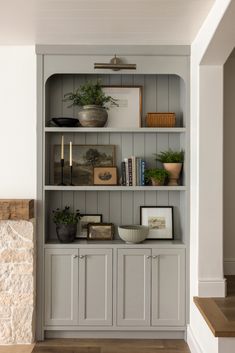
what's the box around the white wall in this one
[224,50,235,275]
[0,46,36,199]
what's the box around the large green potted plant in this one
[52,206,81,243]
[144,168,169,186]
[64,81,117,127]
[156,149,184,186]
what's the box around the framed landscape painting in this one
[53,144,116,185]
[140,206,174,240]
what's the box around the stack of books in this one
[121,157,146,186]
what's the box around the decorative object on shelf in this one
[69,141,74,186]
[94,166,118,185]
[146,112,176,127]
[64,81,118,127]
[144,168,169,186]
[51,117,79,127]
[77,214,103,239]
[87,223,114,240]
[94,55,136,71]
[156,149,184,186]
[140,206,174,240]
[53,144,116,186]
[58,135,66,185]
[121,156,145,186]
[102,86,142,128]
[52,206,81,243]
[118,225,149,243]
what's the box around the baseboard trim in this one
[187,325,203,353]
[224,258,235,275]
[198,278,227,297]
[45,330,185,339]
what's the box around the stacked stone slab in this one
[0,200,35,344]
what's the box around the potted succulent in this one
[52,206,81,243]
[64,80,117,127]
[156,149,184,186]
[144,168,169,186]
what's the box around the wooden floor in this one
[194,275,235,337]
[0,339,190,353]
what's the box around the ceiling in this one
[0,0,215,45]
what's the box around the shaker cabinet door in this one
[117,248,151,326]
[151,249,185,326]
[78,248,113,326]
[44,248,79,326]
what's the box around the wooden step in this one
[194,297,235,337]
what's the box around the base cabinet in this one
[117,248,185,327]
[45,246,185,330]
[45,248,112,326]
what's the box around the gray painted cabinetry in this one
[44,246,185,330]
[37,45,190,340]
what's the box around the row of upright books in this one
[121,157,146,186]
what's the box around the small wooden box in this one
[146,112,176,127]
[0,199,34,220]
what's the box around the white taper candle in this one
[61,135,64,159]
[69,141,72,166]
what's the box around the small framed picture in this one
[94,167,118,185]
[140,206,174,240]
[77,214,103,239]
[87,223,114,240]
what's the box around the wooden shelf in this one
[44,185,187,191]
[44,127,186,133]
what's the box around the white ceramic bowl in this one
[118,225,149,244]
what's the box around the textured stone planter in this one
[78,105,108,127]
[56,224,77,243]
[163,163,183,186]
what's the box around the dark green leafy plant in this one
[156,149,184,163]
[52,206,81,225]
[63,80,118,108]
[144,168,170,183]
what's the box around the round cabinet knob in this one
[79,255,85,259]
[152,255,158,259]
[146,255,152,259]
[73,255,78,259]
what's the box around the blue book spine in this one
[141,160,146,186]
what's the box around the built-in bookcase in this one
[44,73,187,243]
[36,45,190,341]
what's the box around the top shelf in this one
[44,127,186,133]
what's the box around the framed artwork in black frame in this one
[140,206,174,240]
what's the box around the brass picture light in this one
[94,55,136,71]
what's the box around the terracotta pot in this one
[78,105,108,127]
[163,163,182,186]
[150,178,164,186]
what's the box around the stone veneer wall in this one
[0,220,35,344]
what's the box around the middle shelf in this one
[44,185,187,191]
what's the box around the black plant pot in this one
[56,224,77,243]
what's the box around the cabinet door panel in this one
[117,248,151,326]
[152,249,185,326]
[45,249,78,326]
[78,248,112,326]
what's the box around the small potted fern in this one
[156,149,184,186]
[53,206,81,243]
[64,80,117,127]
[144,168,169,186]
